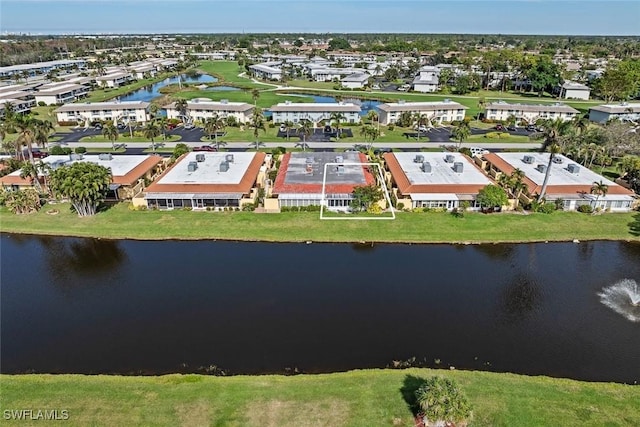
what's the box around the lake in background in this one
[115,73,218,103]
[1,235,638,383]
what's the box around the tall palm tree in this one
[250,88,260,106]
[203,115,226,149]
[102,121,119,150]
[572,114,589,135]
[533,118,574,201]
[249,109,266,150]
[590,180,609,211]
[155,117,169,141]
[148,104,159,120]
[19,161,43,193]
[330,112,346,140]
[143,122,161,152]
[33,119,55,151]
[13,115,36,163]
[282,120,294,141]
[450,121,471,148]
[297,119,312,150]
[174,98,189,123]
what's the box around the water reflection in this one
[474,243,515,260]
[498,274,542,323]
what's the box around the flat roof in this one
[485,102,579,114]
[56,101,150,112]
[164,99,253,112]
[0,60,86,74]
[145,152,265,195]
[273,152,375,195]
[0,154,162,186]
[270,102,361,113]
[377,101,467,112]
[384,152,492,196]
[589,103,640,114]
[483,152,634,197]
[36,83,87,95]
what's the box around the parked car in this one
[24,149,49,159]
[506,125,516,131]
[167,123,178,130]
[494,124,505,131]
[94,123,103,130]
[193,146,216,152]
[525,125,537,132]
[373,148,393,155]
[184,123,195,130]
[416,125,429,132]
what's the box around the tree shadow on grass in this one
[629,212,640,237]
[400,374,428,416]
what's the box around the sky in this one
[1,0,638,36]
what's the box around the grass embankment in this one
[2,369,639,426]
[1,203,638,243]
[197,61,273,90]
[78,135,181,143]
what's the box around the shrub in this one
[415,376,472,426]
[396,202,404,210]
[56,121,78,127]
[50,146,72,155]
[387,124,395,131]
[268,123,275,128]
[577,204,593,214]
[538,202,556,214]
[182,206,192,211]
[37,101,46,107]
[74,146,87,154]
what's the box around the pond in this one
[115,73,218,103]
[1,235,638,382]
[205,85,241,92]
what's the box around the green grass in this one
[1,369,639,427]
[83,147,127,154]
[177,89,314,109]
[466,133,531,143]
[1,202,638,243]
[78,135,181,143]
[286,79,337,90]
[81,72,179,103]
[197,61,273,89]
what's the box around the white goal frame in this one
[319,162,396,220]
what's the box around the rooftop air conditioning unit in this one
[306,157,314,164]
[336,165,345,174]
[69,153,83,161]
[445,154,455,163]
[219,161,229,172]
[552,156,563,164]
[187,161,198,172]
[335,155,344,163]
[414,154,424,163]
[453,162,464,173]
[225,154,234,163]
[195,153,205,162]
[567,164,580,174]
[220,99,228,104]
[421,161,432,173]
[537,164,547,174]
[523,155,535,164]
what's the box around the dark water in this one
[116,73,217,102]
[1,235,639,383]
[205,85,241,91]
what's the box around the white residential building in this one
[164,99,254,123]
[485,101,579,123]
[377,100,467,125]
[34,83,89,105]
[248,62,283,80]
[588,102,640,124]
[309,67,367,82]
[412,66,440,93]
[0,97,35,118]
[55,101,151,124]
[96,72,133,88]
[559,81,590,100]
[341,73,370,89]
[270,101,361,125]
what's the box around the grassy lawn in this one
[78,135,181,143]
[1,369,639,427]
[197,61,273,89]
[466,133,531,143]
[81,72,178,103]
[176,89,314,109]
[286,79,337,90]
[1,202,638,243]
[83,147,127,154]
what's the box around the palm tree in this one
[174,98,189,123]
[33,119,55,150]
[249,109,266,150]
[203,115,226,149]
[13,115,36,163]
[590,180,609,211]
[102,121,119,150]
[250,88,260,106]
[330,112,346,141]
[533,118,573,202]
[297,119,312,151]
[148,104,159,120]
[143,122,161,152]
[127,120,137,138]
[450,121,471,148]
[282,120,294,141]
[19,160,43,193]
[366,110,379,126]
[572,114,589,135]
[415,377,472,427]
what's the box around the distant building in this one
[559,81,590,100]
[0,97,35,118]
[248,62,282,80]
[164,98,254,123]
[270,101,361,125]
[141,152,267,210]
[377,100,467,125]
[271,152,375,211]
[340,73,370,89]
[96,72,133,88]
[0,59,86,78]
[588,102,640,123]
[34,83,88,105]
[412,66,440,93]
[384,152,493,210]
[485,101,579,123]
[55,101,151,124]
[481,152,635,211]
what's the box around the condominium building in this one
[55,101,151,124]
[377,100,467,125]
[270,101,361,125]
[484,101,579,122]
[164,99,254,123]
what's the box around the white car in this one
[469,147,489,157]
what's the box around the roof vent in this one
[305,163,313,174]
[444,98,451,103]
[523,155,535,164]
[188,161,198,172]
[225,154,234,163]
[285,100,291,105]
[398,100,405,105]
[567,164,580,174]
[421,161,432,173]
[336,165,345,174]
[335,155,344,163]
[445,154,455,163]
[537,164,547,174]
[453,162,464,173]
[70,153,82,161]
[219,161,229,172]
[306,157,314,164]
[414,154,424,163]
[220,99,228,104]
[195,153,205,162]
[552,156,563,164]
